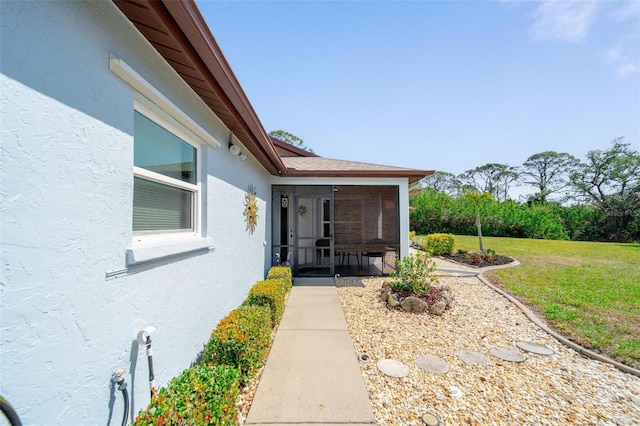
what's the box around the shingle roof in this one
[282,157,431,183]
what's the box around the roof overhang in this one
[283,170,432,184]
[112,0,432,184]
[112,0,286,175]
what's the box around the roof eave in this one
[114,0,287,176]
[283,170,433,184]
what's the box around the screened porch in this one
[271,185,400,277]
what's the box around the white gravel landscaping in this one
[336,267,640,426]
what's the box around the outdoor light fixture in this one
[228,131,247,160]
[229,143,241,156]
[228,143,247,160]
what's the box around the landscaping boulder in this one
[400,296,429,313]
[428,300,447,316]
[379,281,453,315]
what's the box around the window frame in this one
[132,97,203,242]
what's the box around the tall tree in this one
[570,138,640,240]
[458,163,519,202]
[520,151,579,203]
[420,171,462,196]
[269,130,314,153]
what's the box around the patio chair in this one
[315,238,330,265]
[361,238,386,273]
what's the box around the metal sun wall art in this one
[244,185,258,235]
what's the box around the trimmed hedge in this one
[203,305,272,382]
[245,279,286,324]
[424,233,455,255]
[133,364,240,425]
[135,268,294,424]
[266,266,293,291]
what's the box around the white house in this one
[0,0,430,424]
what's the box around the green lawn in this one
[418,235,640,368]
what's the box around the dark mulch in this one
[394,286,443,304]
[439,253,514,268]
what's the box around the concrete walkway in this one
[245,277,375,425]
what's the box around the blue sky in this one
[197,0,639,177]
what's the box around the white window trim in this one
[133,166,198,193]
[110,57,221,149]
[110,58,215,265]
[133,103,203,240]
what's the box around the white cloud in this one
[531,0,599,43]
[610,0,640,21]
[617,63,640,77]
[605,34,640,78]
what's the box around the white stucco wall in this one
[1,1,271,424]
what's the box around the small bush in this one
[133,364,240,425]
[203,305,272,382]
[424,233,455,255]
[245,279,286,324]
[391,252,439,295]
[409,231,416,241]
[267,266,293,291]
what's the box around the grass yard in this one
[418,235,640,368]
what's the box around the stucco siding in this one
[1,1,271,424]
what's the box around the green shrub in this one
[409,231,416,241]
[133,364,240,425]
[424,233,455,255]
[203,305,272,382]
[245,279,286,324]
[391,252,439,295]
[266,266,293,291]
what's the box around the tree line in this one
[412,138,640,242]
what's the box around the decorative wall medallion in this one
[244,185,258,235]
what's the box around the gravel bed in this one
[336,269,640,426]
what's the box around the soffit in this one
[112,0,285,175]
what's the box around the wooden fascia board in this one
[151,0,287,175]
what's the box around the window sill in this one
[126,237,213,266]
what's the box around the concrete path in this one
[245,277,375,425]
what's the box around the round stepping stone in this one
[377,359,410,378]
[416,355,449,374]
[516,341,555,355]
[490,347,527,362]
[421,412,441,426]
[458,350,490,366]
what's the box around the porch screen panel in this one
[334,186,399,246]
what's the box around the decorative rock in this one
[400,296,429,313]
[490,347,527,362]
[385,292,399,307]
[377,359,410,378]
[416,355,449,374]
[448,385,463,398]
[428,300,447,315]
[516,341,555,355]
[335,275,640,425]
[458,350,491,366]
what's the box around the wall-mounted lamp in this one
[228,143,247,161]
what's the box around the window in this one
[133,107,199,235]
[110,58,217,266]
